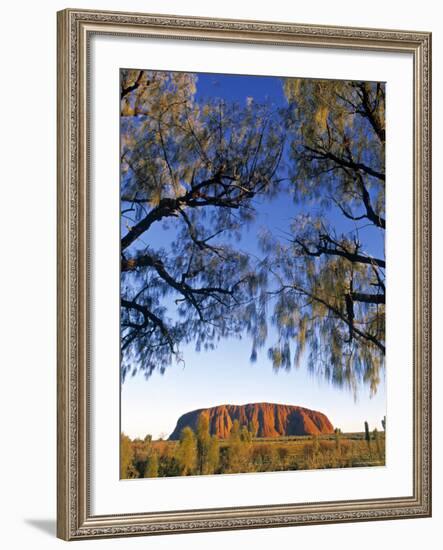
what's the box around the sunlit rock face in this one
[168,402,334,440]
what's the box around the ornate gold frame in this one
[57,8,432,540]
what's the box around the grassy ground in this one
[146,432,385,476]
[245,433,385,469]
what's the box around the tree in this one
[196,412,211,474]
[177,427,197,475]
[130,435,154,477]
[120,72,386,397]
[226,420,242,473]
[226,420,251,473]
[207,435,220,474]
[364,420,371,454]
[230,419,241,438]
[144,452,159,478]
[373,428,382,460]
[248,419,259,438]
[334,427,342,453]
[120,70,286,380]
[240,425,253,443]
[263,79,385,394]
[120,433,136,479]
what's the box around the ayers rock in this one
[168,402,334,440]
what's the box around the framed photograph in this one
[57,8,431,540]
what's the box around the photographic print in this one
[57,10,431,538]
[119,69,386,480]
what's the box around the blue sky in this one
[121,336,386,439]
[120,71,386,439]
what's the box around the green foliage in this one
[248,419,259,438]
[120,72,385,398]
[120,433,137,479]
[207,435,220,474]
[158,455,180,477]
[251,443,278,471]
[196,412,211,475]
[120,431,385,479]
[177,427,197,475]
[230,419,240,438]
[120,70,286,380]
[144,452,159,478]
[240,425,253,443]
[225,420,252,473]
[263,79,385,395]
[334,428,342,453]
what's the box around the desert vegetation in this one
[121,414,385,479]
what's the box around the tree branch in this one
[121,298,175,353]
[121,71,144,100]
[353,82,386,143]
[355,173,385,229]
[283,283,385,354]
[351,291,385,305]
[294,235,386,269]
[304,145,385,182]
